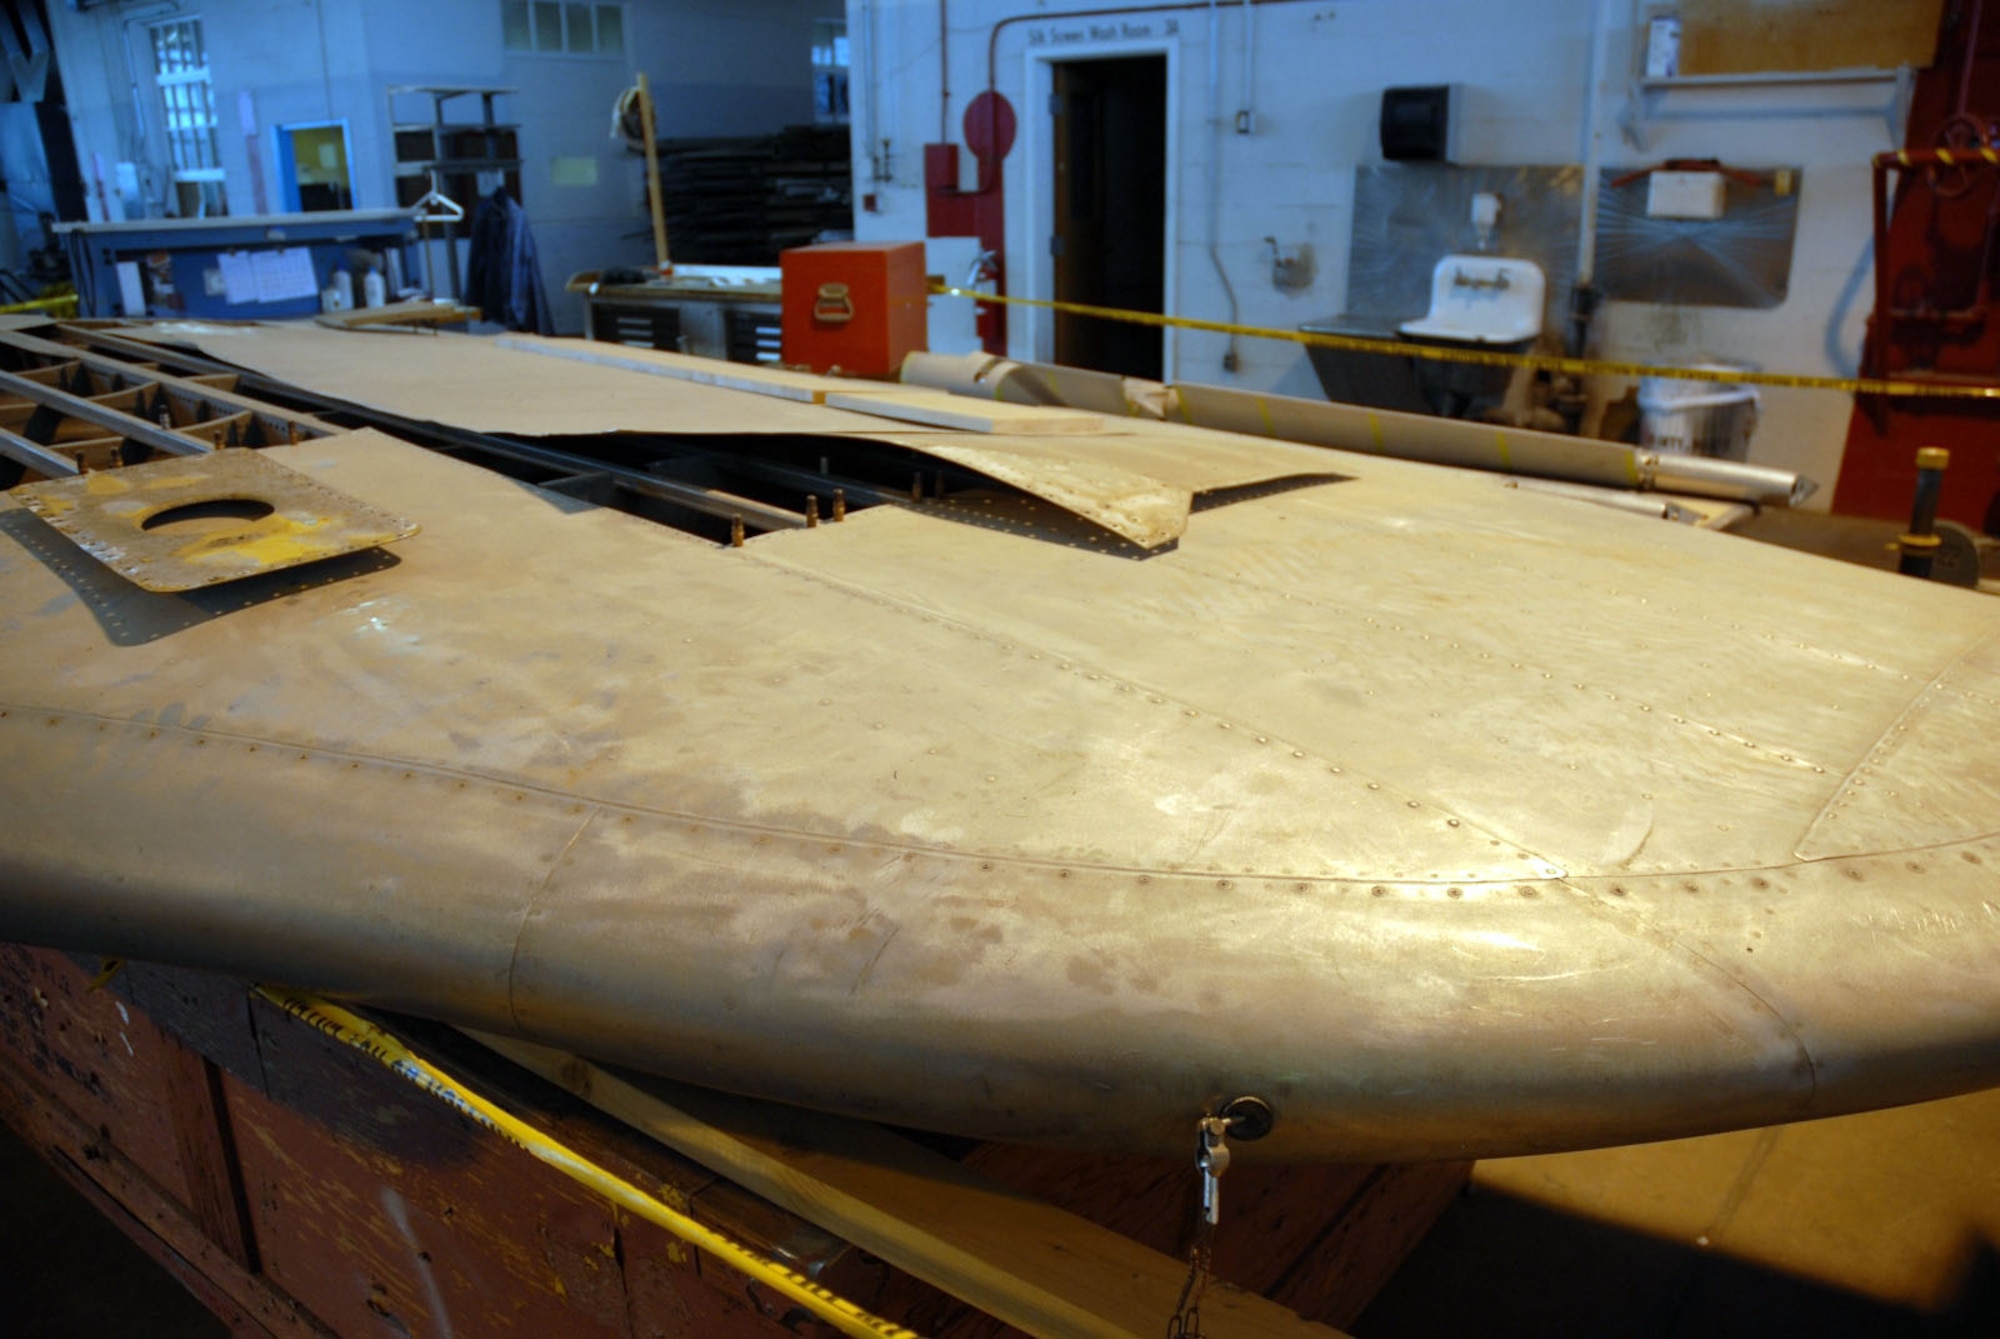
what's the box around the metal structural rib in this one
[1,326,1999,1162]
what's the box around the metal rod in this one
[598,468,808,532]
[669,453,895,508]
[0,328,338,442]
[0,367,208,457]
[1643,454,1819,507]
[51,328,810,532]
[0,426,81,478]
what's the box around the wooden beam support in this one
[476,1034,1347,1339]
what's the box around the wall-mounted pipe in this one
[1208,0,1240,372]
[1575,0,1618,288]
[1239,0,1256,134]
[1569,0,1618,358]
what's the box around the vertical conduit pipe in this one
[1570,0,1618,361]
[1208,0,1241,372]
[1240,0,1256,134]
[1575,0,1617,289]
[939,0,951,143]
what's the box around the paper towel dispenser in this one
[1380,85,1455,162]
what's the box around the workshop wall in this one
[850,0,1900,501]
[45,0,842,333]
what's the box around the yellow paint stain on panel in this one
[181,515,336,568]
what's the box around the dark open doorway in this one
[1052,55,1166,380]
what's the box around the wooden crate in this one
[0,944,1467,1337]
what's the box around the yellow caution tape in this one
[254,988,925,1339]
[1892,147,2000,166]
[929,284,2000,401]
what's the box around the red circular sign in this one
[964,92,1017,163]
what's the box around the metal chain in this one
[1165,1225,1214,1339]
[1168,1113,1234,1338]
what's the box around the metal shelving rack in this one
[388,86,522,211]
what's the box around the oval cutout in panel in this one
[141,497,277,534]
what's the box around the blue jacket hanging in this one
[465,188,554,334]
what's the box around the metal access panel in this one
[11,448,417,592]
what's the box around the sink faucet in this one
[1453,267,1510,291]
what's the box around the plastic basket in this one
[1638,377,1759,460]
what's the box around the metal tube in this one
[0,367,208,457]
[1574,0,1616,287]
[0,328,338,441]
[1240,0,1255,134]
[1507,476,1692,521]
[1207,0,1240,373]
[1644,453,1818,507]
[52,329,808,532]
[0,426,81,478]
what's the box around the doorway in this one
[275,121,353,212]
[1051,56,1166,379]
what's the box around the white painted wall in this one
[849,0,1899,501]
[47,0,842,333]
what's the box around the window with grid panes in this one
[150,18,227,216]
[502,2,625,54]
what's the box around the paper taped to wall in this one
[250,247,318,303]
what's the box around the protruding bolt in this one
[832,488,846,522]
[806,494,820,528]
[730,514,744,547]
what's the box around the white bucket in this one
[1638,370,1759,461]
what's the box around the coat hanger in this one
[412,171,465,223]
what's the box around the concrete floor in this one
[7,1084,2000,1335]
[1360,1087,2000,1337]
